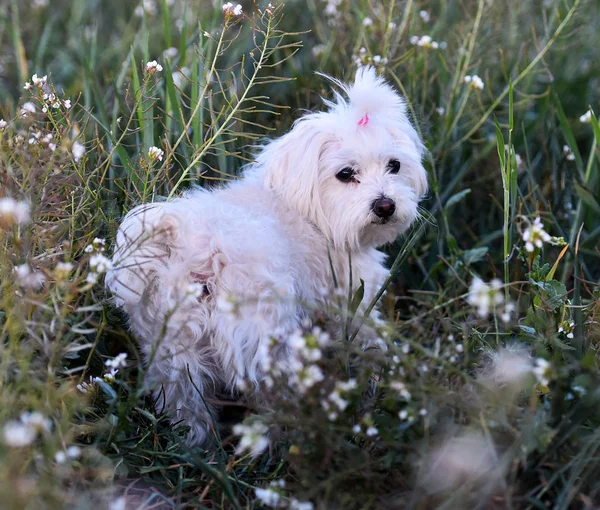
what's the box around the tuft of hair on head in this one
[318,67,405,123]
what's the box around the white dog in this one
[106,67,427,445]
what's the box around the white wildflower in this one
[0,197,31,227]
[291,364,324,392]
[579,110,592,123]
[255,487,282,508]
[289,499,314,510]
[563,145,575,161]
[421,431,500,493]
[436,106,445,115]
[467,278,504,317]
[55,451,67,463]
[89,253,113,274]
[145,60,163,74]
[533,358,551,386]
[63,99,72,110]
[31,74,47,87]
[148,145,164,162]
[14,264,45,289]
[54,261,74,278]
[483,347,535,389]
[366,426,378,437]
[233,421,269,457]
[362,17,373,26]
[389,22,397,30]
[135,0,157,16]
[558,320,575,340]
[108,497,127,510]
[399,409,409,420]
[0,119,7,129]
[411,35,439,49]
[162,47,178,59]
[72,141,85,162]
[21,411,52,432]
[464,74,485,90]
[3,421,36,447]
[21,101,37,117]
[106,352,128,370]
[222,2,243,17]
[522,216,551,252]
[352,424,361,433]
[419,10,430,22]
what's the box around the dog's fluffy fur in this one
[106,67,427,445]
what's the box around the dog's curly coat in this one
[106,67,427,445]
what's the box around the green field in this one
[1,0,600,508]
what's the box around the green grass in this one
[1,0,600,508]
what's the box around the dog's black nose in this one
[372,197,396,219]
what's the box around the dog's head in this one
[257,67,427,250]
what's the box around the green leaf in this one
[574,182,600,214]
[462,247,488,265]
[350,279,365,316]
[519,325,537,337]
[495,118,506,170]
[445,188,471,209]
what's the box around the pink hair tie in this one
[357,113,369,126]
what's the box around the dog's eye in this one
[387,159,401,174]
[336,167,355,183]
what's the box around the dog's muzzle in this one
[372,197,396,219]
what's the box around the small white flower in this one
[579,110,592,123]
[419,408,428,416]
[145,60,163,73]
[563,145,575,161]
[464,74,484,90]
[135,0,157,16]
[148,145,164,162]
[105,352,128,370]
[533,358,551,386]
[467,278,504,317]
[362,17,373,26]
[455,344,464,353]
[55,261,74,278]
[522,216,551,252]
[419,10,430,22]
[399,410,409,420]
[352,424,361,433]
[90,253,113,274]
[366,426,378,437]
[289,499,314,510]
[0,197,31,227]
[24,82,32,91]
[108,497,127,510]
[233,421,269,457]
[21,411,52,432]
[255,487,282,507]
[55,451,67,463]
[436,107,445,115]
[162,47,179,59]
[72,141,85,162]
[3,421,36,447]
[388,22,397,30]
[222,2,243,17]
[21,101,37,117]
[63,99,72,110]
[31,74,47,87]
[411,35,440,49]
[0,119,7,129]
[14,264,45,289]
[422,431,499,492]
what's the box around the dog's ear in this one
[258,118,335,224]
